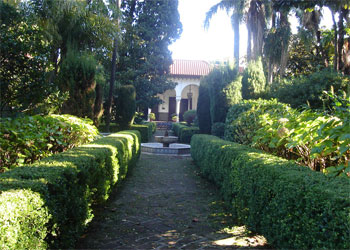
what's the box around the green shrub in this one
[179,127,200,143]
[98,122,154,143]
[114,85,136,129]
[267,68,349,109]
[196,82,211,134]
[0,114,98,172]
[224,99,289,144]
[59,50,97,120]
[191,134,350,249]
[172,122,186,136]
[0,130,140,249]
[203,64,240,124]
[183,109,196,125]
[172,123,199,143]
[130,124,152,143]
[144,121,156,133]
[0,189,50,250]
[148,112,155,121]
[211,122,225,138]
[252,97,350,176]
[242,58,266,100]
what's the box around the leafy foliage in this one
[211,122,225,138]
[114,85,136,130]
[117,0,182,110]
[0,131,140,249]
[224,98,349,176]
[59,50,98,119]
[191,134,350,250]
[0,115,98,172]
[201,64,241,125]
[172,123,200,143]
[0,2,57,115]
[267,68,349,109]
[224,99,289,144]
[242,58,266,99]
[183,110,196,125]
[196,81,211,134]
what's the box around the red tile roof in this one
[169,59,211,77]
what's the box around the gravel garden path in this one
[76,151,270,249]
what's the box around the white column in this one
[176,97,181,122]
[147,108,152,121]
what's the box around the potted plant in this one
[148,112,156,121]
[171,114,178,122]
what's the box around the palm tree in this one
[246,0,268,61]
[204,0,246,69]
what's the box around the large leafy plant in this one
[0,115,99,172]
[252,93,349,177]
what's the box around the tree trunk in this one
[247,24,252,62]
[338,7,345,72]
[233,12,240,69]
[268,60,274,84]
[332,9,338,71]
[105,38,118,132]
[105,0,120,132]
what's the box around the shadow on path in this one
[76,154,271,249]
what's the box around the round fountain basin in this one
[141,142,190,156]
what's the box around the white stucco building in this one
[151,59,211,121]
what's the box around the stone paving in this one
[76,151,270,249]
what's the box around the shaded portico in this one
[152,59,210,121]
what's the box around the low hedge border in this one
[0,130,141,249]
[172,123,200,143]
[98,123,154,142]
[191,134,350,249]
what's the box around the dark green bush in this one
[203,64,240,124]
[211,122,225,138]
[196,82,211,134]
[267,68,349,109]
[59,50,97,120]
[172,123,199,143]
[114,85,136,129]
[0,130,140,249]
[172,122,187,137]
[242,58,266,100]
[179,127,200,143]
[183,109,196,125]
[0,114,98,172]
[191,134,350,249]
[130,124,152,143]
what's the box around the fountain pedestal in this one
[155,136,178,147]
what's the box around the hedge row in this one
[98,122,155,142]
[191,134,350,249]
[0,130,141,249]
[172,123,200,143]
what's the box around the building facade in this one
[151,59,211,121]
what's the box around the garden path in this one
[76,149,269,249]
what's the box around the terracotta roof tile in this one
[169,59,211,76]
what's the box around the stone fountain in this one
[141,130,191,156]
[154,130,178,147]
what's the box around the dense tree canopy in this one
[116,0,182,111]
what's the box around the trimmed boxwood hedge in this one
[191,134,350,249]
[172,123,200,143]
[0,130,141,249]
[98,123,154,143]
